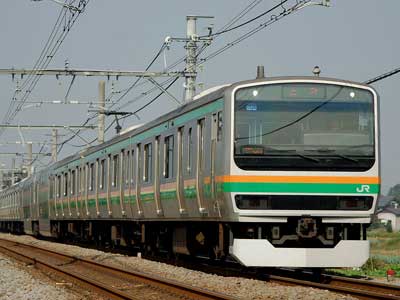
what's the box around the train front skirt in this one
[229,239,370,268]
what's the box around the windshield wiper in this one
[304,149,359,163]
[263,149,321,163]
[295,153,320,163]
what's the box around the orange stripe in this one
[141,186,154,193]
[222,175,380,184]
[160,182,176,190]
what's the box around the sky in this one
[0,0,398,194]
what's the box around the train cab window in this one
[71,170,76,195]
[89,163,95,191]
[187,128,192,174]
[100,159,105,189]
[143,143,152,182]
[112,154,119,187]
[164,135,174,179]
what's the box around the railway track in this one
[154,254,400,300]
[266,273,400,300]
[0,235,400,300]
[0,238,238,300]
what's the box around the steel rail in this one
[267,273,400,300]
[0,238,238,300]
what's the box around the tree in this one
[388,184,400,202]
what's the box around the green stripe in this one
[160,190,177,201]
[184,186,196,198]
[223,182,380,194]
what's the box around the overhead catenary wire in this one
[200,0,289,38]
[62,76,180,149]
[139,0,268,84]
[218,0,265,33]
[0,0,90,136]
[54,0,306,156]
[364,66,400,85]
[199,0,310,63]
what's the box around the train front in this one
[225,77,379,268]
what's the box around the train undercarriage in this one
[0,217,370,268]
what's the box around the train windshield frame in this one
[233,82,376,171]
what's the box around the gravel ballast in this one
[0,251,85,300]
[0,233,355,300]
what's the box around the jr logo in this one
[356,185,370,193]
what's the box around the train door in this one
[121,149,130,217]
[33,181,39,220]
[154,136,163,216]
[196,118,207,213]
[48,176,53,218]
[135,144,143,216]
[211,113,218,201]
[66,171,72,217]
[119,149,126,217]
[127,148,135,217]
[176,127,186,214]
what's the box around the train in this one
[0,71,379,268]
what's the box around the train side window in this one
[79,167,83,193]
[143,143,152,182]
[187,128,192,174]
[217,111,223,141]
[100,159,105,189]
[71,170,76,195]
[49,177,54,199]
[112,154,119,187]
[63,173,68,196]
[89,163,95,191]
[164,135,174,179]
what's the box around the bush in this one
[386,220,393,233]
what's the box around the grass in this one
[331,228,400,278]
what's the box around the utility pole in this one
[52,129,58,162]
[184,16,198,102]
[98,81,105,144]
[175,15,213,102]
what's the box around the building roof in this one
[378,206,400,217]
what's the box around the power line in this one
[200,0,313,63]
[201,0,289,38]
[106,43,168,110]
[218,0,265,33]
[1,0,90,136]
[62,77,180,149]
[54,0,314,154]
[364,67,400,85]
